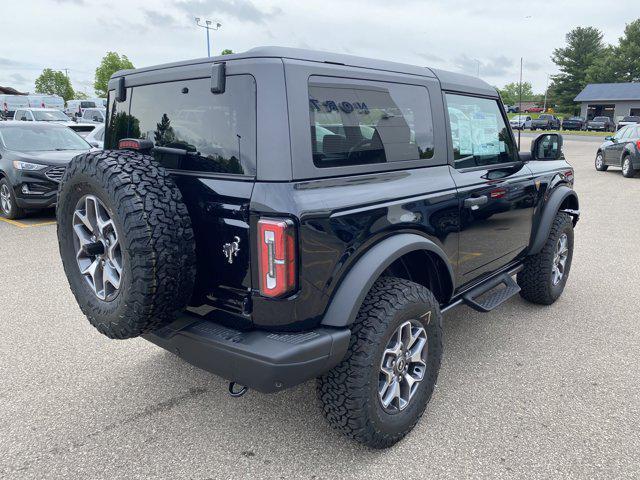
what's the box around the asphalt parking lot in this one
[1,135,639,479]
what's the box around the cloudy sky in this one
[0,0,635,96]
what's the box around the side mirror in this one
[532,133,564,160]
[90,141,100,148]
[92,116,100,122]
[604,136,614,141]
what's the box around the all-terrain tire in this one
[517,212,574,305]
[317,277,443,449]
[56,150,196,339]
[0,178,26,220]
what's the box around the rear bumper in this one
[143,314,351,393]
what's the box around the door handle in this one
[464,196,488,210]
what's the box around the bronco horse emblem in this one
[222,236,241,264]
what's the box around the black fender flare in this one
[529,185,579,255]
[321,234,455,328]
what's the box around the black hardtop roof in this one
[111,46,496,96]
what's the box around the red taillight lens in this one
[636,140,640,151]
[258,218,297,298]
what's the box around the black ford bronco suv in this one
[56,47,579,448]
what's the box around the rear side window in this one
[308,81,434,168]
[117,75,256,175]
[446,93,517,168]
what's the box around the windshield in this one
[33,110,69,122]
[593,117,609,122]
[0,125,91,151]
[568,117,582,121]
[621,116,640,122]
[538,114,552,120]
[80,101,97,109]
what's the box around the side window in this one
[308,81,434,168]
[125,75,256,175]
[105,88,132,149]
[445,93,517,169]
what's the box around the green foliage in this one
[499,81,534,105]
[34,68,75,101]
[587,19,640,83]
[74,91,89,100]
[550,26,604,111]
[94,52,134,98]
[220,49,234,55]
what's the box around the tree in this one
[498,81,534,105]
[588,19,640,83]
[74,91,89,100]
[94,52,134,97]
[550,26,604,111]
[221,49,234,55]
[34,68,74,101]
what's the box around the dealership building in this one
[574,82,640,121]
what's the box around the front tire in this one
[317,277,442,449]
[622,156,636,178]
[595,152,608,171]
[517,212,574,305]
[0,178,25,220]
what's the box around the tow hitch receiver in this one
[229,382,248,397]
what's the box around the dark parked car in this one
[562,116,586,131]
[506,105,520,113]
[531,113,561,131]
[595,124,640,178]
[616,115,640,131]
[587,116,615,132]
[54,47,579,448]
[0,122,91,219]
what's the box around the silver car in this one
[509,115,532,130]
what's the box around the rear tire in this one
[595,152,608,171]
[517,212,574,305]
[622,155,636,178]
[317,277,442,449]
[0,178,25,220]
[56,150,196,339]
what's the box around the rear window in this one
[308,81,434,168]
[80,101,96,109]
[594,117,609,122]
[108,75,256,175]
[622,116,640,122]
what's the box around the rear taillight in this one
[258,218,297,298]
[636,140,640,151]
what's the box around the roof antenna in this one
[518,57,523,150]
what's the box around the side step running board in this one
[462,273,521,313]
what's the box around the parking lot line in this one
[0,217,56,228]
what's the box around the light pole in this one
[542,73,550,112]
[474,58,480,77]
[195,18,221,58]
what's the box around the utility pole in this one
[542,73,550,112]
[195,18,222,58]
[518,57,523,150]
[474,58,480,77]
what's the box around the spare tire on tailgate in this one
[56,150,196,339]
